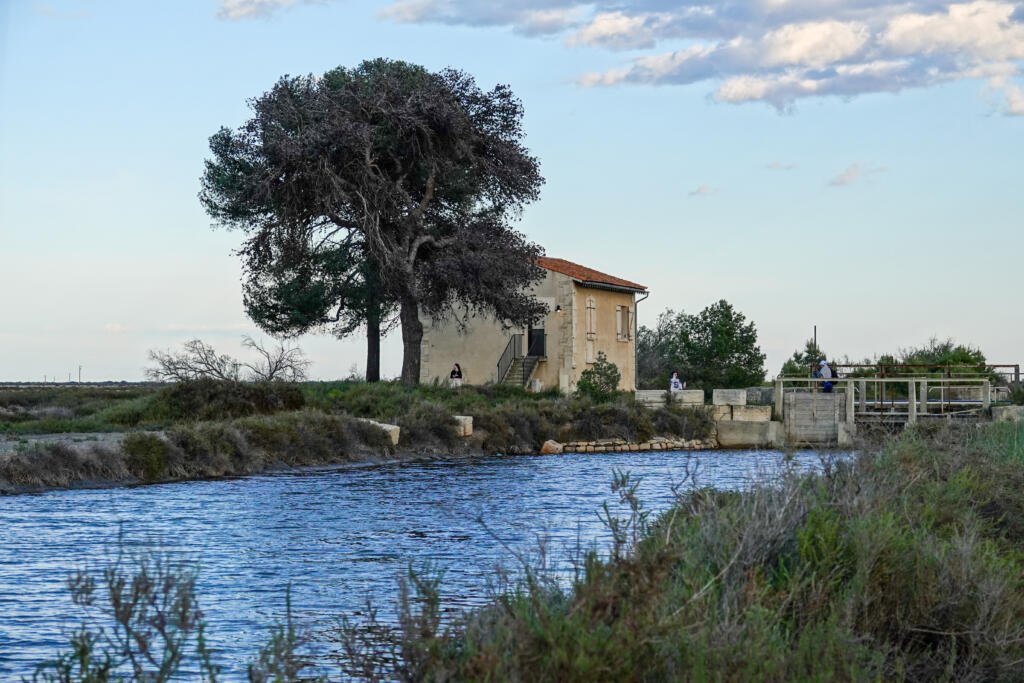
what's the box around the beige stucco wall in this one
[573,286,638,391]
[420,270,640,393]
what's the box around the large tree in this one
[239,230,393,381]
[637,300,766,393]
[200,59,547,384]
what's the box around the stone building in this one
[420,257,648,392]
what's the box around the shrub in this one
[571,400,653,442]
[575,352,621,403]
[156,379,305,421]
[650,405,714,440]
[122,432,170,482]
[398,402,459,448]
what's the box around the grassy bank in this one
[0,381,713,493]
[0,410,395,492]
[30,421,1024,680]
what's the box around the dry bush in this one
[146,336,309,383]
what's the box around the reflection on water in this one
[0,449,828,677]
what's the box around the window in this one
[616,305,633,342]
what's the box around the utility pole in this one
[813,325,817,350]
[78,365,82,383]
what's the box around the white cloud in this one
[828,163,887,186]
[1001,80,1024,113]
[226,0,1024,112]
[33,3,91,20]
[371,0,1024,113]
[217,0,321,20]
[688,184,719,197]
[103,323,129,334]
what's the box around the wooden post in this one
[919,380,928,415]
[907,380,917,425]
[846,380,855,424]
[774,378,784,420]
[859,379,867,413]
[983,380,991,410]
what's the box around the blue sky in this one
[1,0,1022,381]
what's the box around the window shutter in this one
[586,297,597,339]
[615,306,623,341]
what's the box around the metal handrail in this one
[496,334,523,383]
[788,363,1020,384]
[774,376,992,424]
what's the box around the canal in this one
[0,448,828,678]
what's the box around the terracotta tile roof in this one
[536,257,647,292]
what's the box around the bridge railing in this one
[774,377,992,424]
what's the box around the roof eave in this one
[575,280,648,295]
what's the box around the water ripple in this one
[0,449,827,678]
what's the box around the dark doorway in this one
[527,325,546,357]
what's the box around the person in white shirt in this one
[669,370,685,393]
[817,359,834,393]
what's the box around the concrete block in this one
[716,420,780,448]
[837,422,856,447]
[635,389,668,407]
[746,387,775,405]
[453,415,473,437]
[672,390,705,405]
[731,405,772,423]
[712,389,747,406]
[992,405,1024,422]
[356,418,400,447]
[712,405,732,421]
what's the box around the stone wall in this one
[553,436,717,453]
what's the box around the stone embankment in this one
[541,436,717,455]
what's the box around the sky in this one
[1,0,1022,382]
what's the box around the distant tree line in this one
[780,336,991,379]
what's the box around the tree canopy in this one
[637,300,766,393]
[200,59,547,383]
[779,339,827,376]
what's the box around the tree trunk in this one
[365,294,381,383]
[399,297,423,386]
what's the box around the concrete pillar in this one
[859,379,867,413]
[846,381,855,423]
[919,381,928,415]
[774,378,784,421]
[907,380,917,425]
[983,380,991,409]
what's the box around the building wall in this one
[419,271,639,392]
[419,270,569,388]
[573,286,638,391]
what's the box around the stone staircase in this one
[501,356,539,386]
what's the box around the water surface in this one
[0,449,828,677]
